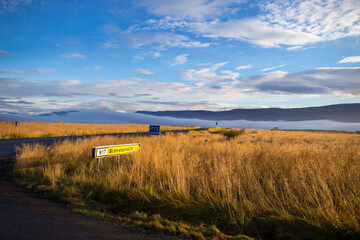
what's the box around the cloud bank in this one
[1,66,359,114]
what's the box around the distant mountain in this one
[1,106,360,131]
[137,103,360,123]
[39,110,79,116]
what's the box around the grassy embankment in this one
[15,128,360,239]
[0,121,198,139]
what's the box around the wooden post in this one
[97,158,100,174]
[116,155,119,169]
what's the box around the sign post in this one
[97,158,101,174]
[149,125,160,136]
[92,143,140,173]
[14,121,18,136]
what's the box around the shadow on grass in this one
[51,180,360,240]
[13,167,359,240]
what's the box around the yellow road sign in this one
[92,143,140,158]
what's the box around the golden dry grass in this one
[0,121,198,139]
[15,129,360,238]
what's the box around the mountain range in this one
[137,103,360,123]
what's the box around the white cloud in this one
[0,76,247,113]
[1,68,360,114]
[121,31,210,49]
[138,0,246,20]
[195,19,321,48]
[182,62,240,85]
[133,55,144,61]
[240,68,360,96]
[172,54,189,65]
[58,80,82,86]
[0,49,8,55]
[110,1,359,50]
[0,67,57,74]
[0,69,26,74]
[133,51,162,61]
[90,99,117,111]
[316,67,360,70]
[35,67,58,74]
[338,56,360,63]
[0,78,194,101]
[135,68,158,76]
[0,0,31,14]
[286,46,304,51]
[259,0,360,42]
[236,65,252,70]
[145,17,190,31]
[99,40,118,49]
[86,65,104,72]
[100,24,211,50]
[261,64,286,72]
[59,53,87,59]
[150,52,162,58]
[142,0,360,49]
[221,70,240,79]
[210,62,228,71]
[93,65,103,70]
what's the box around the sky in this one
[0,0,360,115]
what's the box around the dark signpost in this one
[14,121,18,136]
[149,125,161,135]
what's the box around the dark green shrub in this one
[223,129,245,139]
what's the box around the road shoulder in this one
[0,156,173,240]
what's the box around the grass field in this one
[15,128,360,239]
[0,121,198,139]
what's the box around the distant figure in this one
[216,122,218,126]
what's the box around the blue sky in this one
[0,0,360,115]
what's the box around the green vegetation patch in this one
[209,127,245,139]
[223,129,245,139]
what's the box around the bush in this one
[223,129,245,139]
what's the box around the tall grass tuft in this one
[15,130,360,239]
[0,121,198,139]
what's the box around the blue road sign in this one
[149,125,160,135]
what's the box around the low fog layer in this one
[1,110,359,132]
